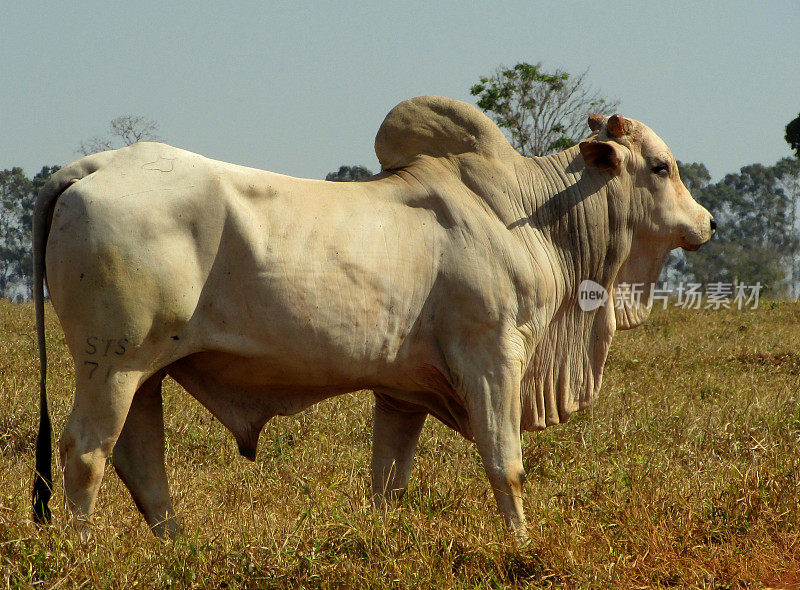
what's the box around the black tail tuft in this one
[32,480,52,524]
[32,395,52,524]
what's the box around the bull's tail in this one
[32,152,112,524]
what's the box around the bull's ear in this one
[579,140,624,174]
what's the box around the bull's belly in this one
[170,350,383,397]
[165,351,346,458]
[167,339,448,405]
[164,347,455,457]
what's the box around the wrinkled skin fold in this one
[32,97,713,539]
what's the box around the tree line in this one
[2,66,799,300]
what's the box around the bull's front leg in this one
[370,393,427,507]
[463,361,528,541]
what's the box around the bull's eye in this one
[651,163,669,176]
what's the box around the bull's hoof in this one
[511,526,531,548]
[151,516,183,540]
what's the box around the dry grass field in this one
[1,299,800,588]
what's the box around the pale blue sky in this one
[2,1,798,181]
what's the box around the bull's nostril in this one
[710,218,717,232]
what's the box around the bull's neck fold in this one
[464,145,662,429]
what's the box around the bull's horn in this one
[607,114,629,138]
[588,114,604,132]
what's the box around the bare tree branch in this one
[77,115,161,156]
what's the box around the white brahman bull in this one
[32,96,714,539]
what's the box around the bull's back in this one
[46,142,445,388]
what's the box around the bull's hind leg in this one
[371,393,427,507]
[59,369,141,539]
[112,372,179,538]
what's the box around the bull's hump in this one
[374,96,516,171]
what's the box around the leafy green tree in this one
[786,113,800,159]
[774,157,800,288]
[0,166,59,300]
[325,165,373,182]
[725,164,796,253]
[78,115,161,156]
[470,62,619,156]
[677,161,711,193]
